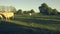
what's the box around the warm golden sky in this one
[0,0,60,12]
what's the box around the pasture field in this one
[0,14,60,34]
[14,15,60,31]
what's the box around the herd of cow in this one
[0,12,14,21]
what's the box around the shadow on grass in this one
[0,21,60,34]
[14,17,60,24]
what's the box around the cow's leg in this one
[5,17,7,21]
[7,18,10,21]
[1,17,3,21]
[12,16,14,20]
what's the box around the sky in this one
[0,0,60,12]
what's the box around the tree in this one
[8,6,16,12]
[27,9,35,13]
[30,9,35,13]
[52,9,58,15]
[16,9,22,14]
[23,11,27,14]
[47,7,52,15]
[0,6,5,12]
[39,3,49,15]
[39,3,54,15]
[41,3,48,8]
[0,6,16,12]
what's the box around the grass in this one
[4,14,60,32]
[0,21,60,34]
[0,14,60,34]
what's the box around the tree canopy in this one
[0,6,16,12]
[16,9,22,14]
[39,3,58,15]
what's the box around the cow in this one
[0,12,14,21]
[0,15,3,20]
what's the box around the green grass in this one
[4,14,60,32]
[0,14,60,34]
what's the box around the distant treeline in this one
[15,9,35,15]
[16,3,60,15]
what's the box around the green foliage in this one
[22,9,35,15]
[52,9,58,15]
[39,3,50,15]
[29,9,35,13]
[39,3,59,15]
[47,7,52,15]
[41,3,48,8]
[23,9,35,14]
[23,11,27,14]
[16,9,22,14]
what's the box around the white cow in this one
[0,12,14,20]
